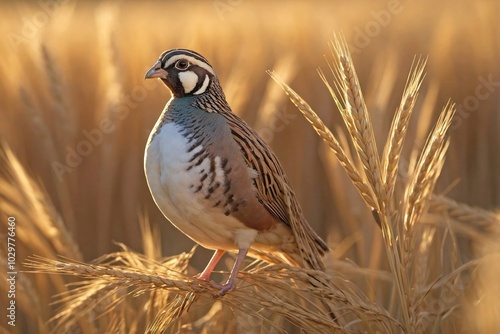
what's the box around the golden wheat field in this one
[1,0,499,333]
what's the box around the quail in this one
[144,49,329,295]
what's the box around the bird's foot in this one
[211,279,236,296]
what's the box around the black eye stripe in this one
[160,58,167,69]
[158,49,212,69]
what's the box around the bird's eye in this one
[175,60,190,70]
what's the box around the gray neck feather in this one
[159,99,232,154]
[151,78,232,145]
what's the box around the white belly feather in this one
[144,122,258,251]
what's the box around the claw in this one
[209,279,236,295]
[214,248,248,296]
[216,280,236,295]
[197,248,249,296]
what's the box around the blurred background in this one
[0,0,499,332]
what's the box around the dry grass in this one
[1,0,500,333]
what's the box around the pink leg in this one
[218,248,249,295]
[197,249,226,281]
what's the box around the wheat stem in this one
[382,56,427,201]
[268,71,378,209]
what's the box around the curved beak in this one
[144,61,167,79]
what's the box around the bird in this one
[143,49,329,295]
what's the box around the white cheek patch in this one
[178,71,198,94]
[193,75,210,95]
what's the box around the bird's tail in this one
[281,184,340,326]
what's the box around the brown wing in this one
[190,81,329,268]
[223,112,292,227]
[223,111,330,271]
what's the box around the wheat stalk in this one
[255,54,298,131]
[24,251,401,333]
[268,71,378,210]
[403,101,456,233]
[429,194,500,233]
[40,45,76,140]
[381,56,427,201]
[271,33,463,333]
[328,35,386,213]
[18,84,78,232]
[1,146,82,260]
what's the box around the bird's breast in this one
[144,121,257,250]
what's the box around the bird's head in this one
[145,49,216,98]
